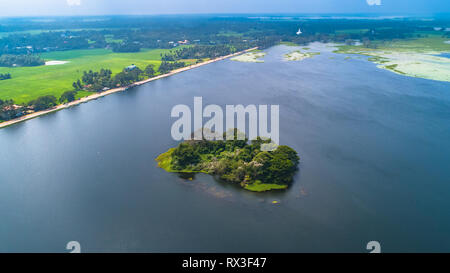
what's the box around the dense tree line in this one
[0,98,13,106]
[1,16,445,57]
[1,92,78,121]
[0,54,44,67]
[80,69,113,91]
[1,92,77,120]
[0,73,11,80]
[73,64,156,92]
[111,42,141,53]
[114,67,143,86]
[0,98,18,120]
[0,31,94,55]
[28,95,57,111]
[59,90,77,103]
[161,45,239,61]
[158,61,186,74]
[144,64,155,77]
[1,95,61,121]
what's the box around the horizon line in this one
[1,12,450,19]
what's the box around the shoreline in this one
[0,47,258,129]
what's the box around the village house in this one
[125,64,137,71]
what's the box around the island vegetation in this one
[27,95,57,111]
[156,130,300,192]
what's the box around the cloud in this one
[67,0,81,6]
[366,0,381,6]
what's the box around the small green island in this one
[230,51,266,63]
[156,131,299,192]
[284,50,320,61]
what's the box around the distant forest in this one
[0,54,44,67]
[0,16,449,56]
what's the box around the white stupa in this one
[296,28,302,35]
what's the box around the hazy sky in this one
[0,0,448,17]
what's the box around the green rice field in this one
[0,48,181,104]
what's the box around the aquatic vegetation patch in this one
[284,50,320,61]
[371,52,450,81]
[231,51,266,63]
[335,36,450,82]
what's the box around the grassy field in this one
[244,180,287,192]
[156,148,177,172]
[0,47,182,104]
[336,33,450,53]
[379,35,450,52]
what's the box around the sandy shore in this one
[0,47,258,129]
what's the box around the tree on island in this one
[171,142,201,169]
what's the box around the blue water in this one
[1,45,450,252]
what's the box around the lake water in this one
[1,45,450,252]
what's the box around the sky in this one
[0,0,448,17]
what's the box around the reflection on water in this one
[177,172,196,180]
